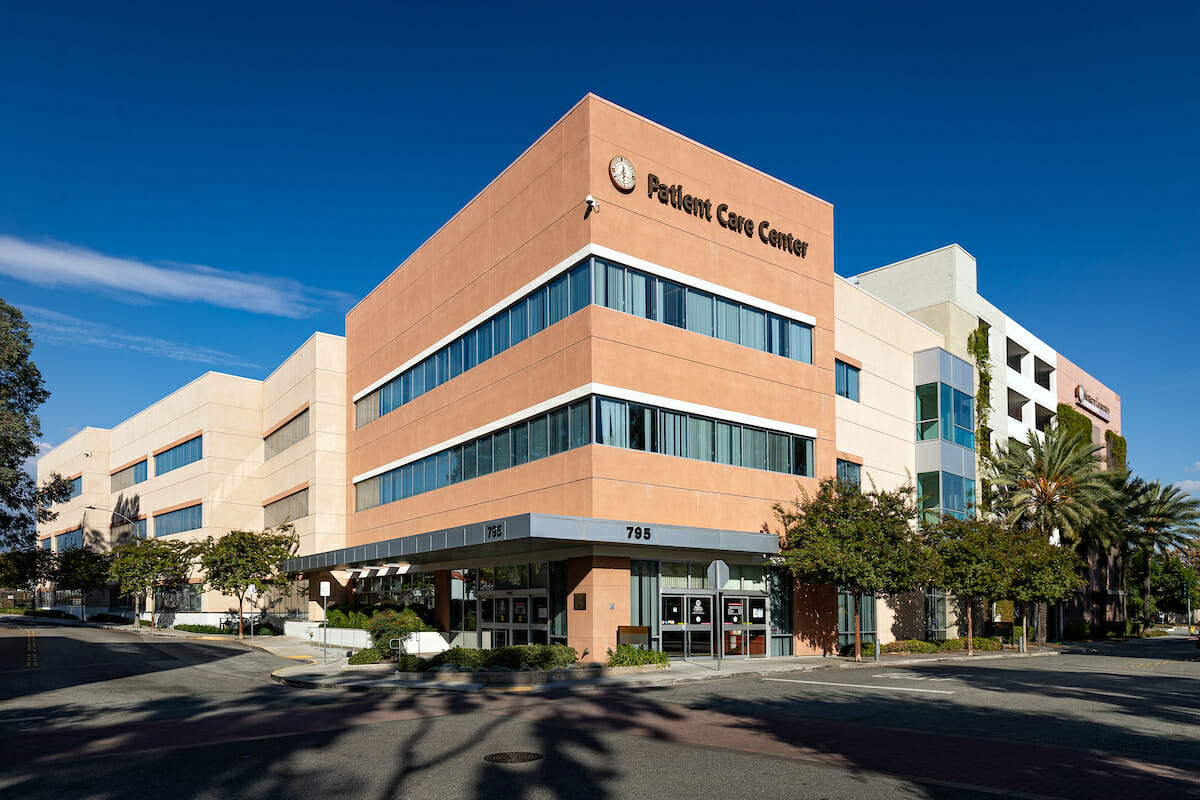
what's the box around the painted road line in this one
[764,678,954,695]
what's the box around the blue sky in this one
[2,3,1197,495]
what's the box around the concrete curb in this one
[269,648,1060,694]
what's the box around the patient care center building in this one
[39,95,1120,658]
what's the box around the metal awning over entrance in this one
[284,513,779,573]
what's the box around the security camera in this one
[585,195,598,211]
[82,451,92,458]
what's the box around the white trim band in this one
[352,243,818,403]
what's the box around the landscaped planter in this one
[283,620,449,654]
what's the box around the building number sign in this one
[486,523,504,541]
[626,526,652,541]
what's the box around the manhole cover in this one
[484,752,543,764]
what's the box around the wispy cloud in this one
[1185,462,1200,473]
[0,234,353,318]
[24,306,260,369]
[1177,480,1200,498]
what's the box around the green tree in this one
[55,546,112,622]
[1125,481,1200,632]
[0,546,57,603]
[926,517,1012,655]
[774,479,926,662]
[990,423,1115,644]
[108,538,195,630]
[0,298,73,549]
[197,525,297,638]
[1005,529,1085,650]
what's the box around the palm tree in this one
[1125,481,1200,633]
[989,424,1116,642]
[990,424,1116,553]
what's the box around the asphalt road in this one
[2,618,1198,799]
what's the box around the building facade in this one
[41,95,1126,656]
[36,333,346,625]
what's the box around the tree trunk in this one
[966,596,974,656]
[1143,548,1153,637]
[238,592,245,639]
[853,595,862,663]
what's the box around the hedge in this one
[607,644,670,667]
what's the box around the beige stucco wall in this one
[36,334,348,620]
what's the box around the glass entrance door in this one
[721,595,768,657]
[661,594,714,658]
[479,593,549,647]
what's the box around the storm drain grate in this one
[484,752,543,764]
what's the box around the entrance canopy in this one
[284,513,780,574]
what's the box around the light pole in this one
[86,505,142,627]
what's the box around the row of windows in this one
[110,460,148,493]
[265,488,309,528]
[595,397,815,477]
[916,383,975,449]
[354,257,817,430]
[265,409,310,461]
[155,436,203,476]
[356,399,592,511]
[355,262,592,429]
[154,504,203,537]
[835,360,860,402]
[55,528,83,551]
[355,395,816,513]
[592,258,813,363]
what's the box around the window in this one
[916,383,939,441]
[112,518,147,544]
[155,436,202,475]
[155,504,202,536]
[916,382,974,449]
[355,399,592,512]
[55,528,83,551]
[40,538,51,551]
[265,408,310,460]
[837,589,876,651]
[925,588,949,641]
[596,396,814,478]
[65,476,82,501]
[835,360,860,401]
[155,583,202,612]
[111,460,148,493]
[265,488,309,528]
[836,459,861,491]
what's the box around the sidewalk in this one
[256,637,1062,694]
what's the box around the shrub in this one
[397,654,429,672]
[428,646,488,671]
[972,637,1001,651]
[907,639,939,653]
[324,608,351,629]
[348,647,382,665]
[366,608,430,650]
[607,644,670,667]
[426,644,577,671]
[839,641,876,657]
[938,638,966,651]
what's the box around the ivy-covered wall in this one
[1056,403,1095,447]
[1105,429,1127,470]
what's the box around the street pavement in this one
[2,614,1198,799]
